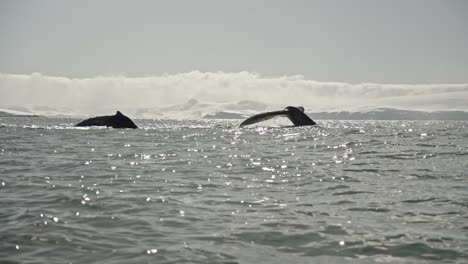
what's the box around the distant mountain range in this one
[308,108,468,120]
[2,100,468,120]
[203,108,468,121]
[0,109,40,117]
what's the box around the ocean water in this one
[1,117,467,264]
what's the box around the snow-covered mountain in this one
[2,72,467,119]
[0,108,38,117]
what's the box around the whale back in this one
[76,111,138,129]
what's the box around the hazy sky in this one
[1,0,467,84]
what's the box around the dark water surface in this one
[1,117,467,263]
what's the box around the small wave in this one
[332,191,374,196]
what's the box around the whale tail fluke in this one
[284,106,316,126]
[239,109,289,127]
[239,106,316,127]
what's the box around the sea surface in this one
[1,117,467,264]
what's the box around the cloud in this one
[1,71,467,115]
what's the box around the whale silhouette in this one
[239,106,316,127]
[76,111,138,129]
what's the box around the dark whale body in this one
[76,111,138,129]
[239,106,316,127]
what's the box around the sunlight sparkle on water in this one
[147,249,158,254]
[1,119,467,263]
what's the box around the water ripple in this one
[1,118,467,263]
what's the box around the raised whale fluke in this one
[239,106,316,127]
[76,111,138,129]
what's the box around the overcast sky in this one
[1,0,467,84]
